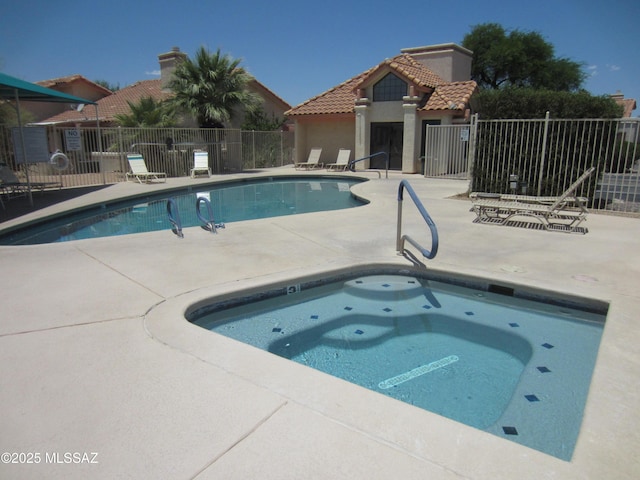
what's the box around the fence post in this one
[252,131,256,169]
[537,111,551,196]
[468,114,478,185]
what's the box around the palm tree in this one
[168,46,261,128]
[114,96,176,127]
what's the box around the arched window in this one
[373,74,407,102]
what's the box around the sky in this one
[1,0,639,116]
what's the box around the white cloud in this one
[145,70,161,77]
[586,65,598,77]
[607,64,621,72]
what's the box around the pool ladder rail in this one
[166,198,183,238]
[196,196,225,233]
[396,180,439,260]
[166,197,225,238]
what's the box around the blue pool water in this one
[0,176,365,245]
[189,268,607,460]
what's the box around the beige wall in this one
[293,117,355,164]
[402,43,472,83]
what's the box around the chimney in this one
[158,46,187,91]
[401,43,473,83]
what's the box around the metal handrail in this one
[348,151,389,178]
[396,180,438,259]
[166,198,183,238]
[196,196,225,233]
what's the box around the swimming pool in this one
[188,266,607,461]
[0,176,366,245]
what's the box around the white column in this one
[354,97,371,170]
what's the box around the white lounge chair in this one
[295,148,323,170]
[191,151,211,178]
[325,149,351,171]
[470,167,595,233]
[126,154,167,184]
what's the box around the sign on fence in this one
[11,126,49,164]
[64,129,82,151]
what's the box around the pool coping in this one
[145,261,610,471]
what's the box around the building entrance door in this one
[370,122,403,169]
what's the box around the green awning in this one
[0,71,97,104]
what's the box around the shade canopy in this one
[0,71,96,104]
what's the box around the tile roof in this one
[285,69,375,116]
[420,81,478,111]
[36,74,113,96]
[286,54,476,117]
[618,99,636,118]
[356,54,445,90]
[38,78,290,126]
[610,92,637,118]
[37,80,170,125]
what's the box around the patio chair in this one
[0,162,61,198]
[126,154,167,184]
[470,167,595,233]
[325,149,351,171]
[191,150,211,178]
[295,148,323,170]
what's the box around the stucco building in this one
[286,43,478,173]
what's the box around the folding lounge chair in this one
[191,151,211,178]
[325,149,351,171]
[126,154,167,183]
[295,148,323,170]
[470,167,595,233]
[0,162,61,197]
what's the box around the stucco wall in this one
[293,118,355,164]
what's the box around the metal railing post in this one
[396,180,439,259]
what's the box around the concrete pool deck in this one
[0,168,638,479]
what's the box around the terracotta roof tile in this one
[357,54,445,90]
[286,69,374,116]
[38,79,169,125]
[421,81,478,111]
[287,55,476,117]
[618,98,636,118]
[36,74,112,96]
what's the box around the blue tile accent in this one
[537,366,551,373]
[344,306,353,311]
[502,426,518,435]
[354,329,364,335]
[525,394,540,402]
[382,283,391,288]
[422,305,432,309]
[542,343,555,349]
[310,315,319,320]
[383,307,392,312]
[465,311,475,316]
[272,327,282,333]
[509,322,520,327]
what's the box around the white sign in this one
[460,128,470,142]
[65,129,82,151]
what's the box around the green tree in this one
[0,101,34,126]
[168,46,261,128]
[241,106,284,131]
[114,96,176,127]
[94,79,120,92]
[462,23,585,91]
[471,88,623,119]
